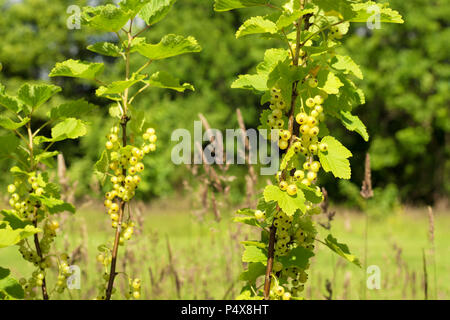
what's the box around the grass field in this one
[1,200,448,300]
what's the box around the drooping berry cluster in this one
[103,126,157,229]
[266,87,291,150]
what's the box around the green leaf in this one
[276,8,315,29]
[0,116,30,130]
[314,0,356,20]
[242,245,267,264]
[324,234,361,267]
[0,210,30,230]
[234,216,259,227]
[0,93,22,113]
[318,136,352,179]
[49,99,95,120]
[231,74,267,92]
[95,150,110,185]
[35,151,59,164]
[263,185,306,216]
[280,146,296,171]
[146,71,194,92]
[135,34,201,60]
[82,4,130,32]
[0,134,19,158]
[339,111,369,141]
[96,75,146,97]
[278,246,314,269]
[17,84,61,110]
[298,184,323,204]
[49,59,105,80]
[236,16,278,38]
[35,118,87,143]
[350,1,404,24]
[139,0,176,26]
[0,224,41,248]
[319,70,344,95]
[0,267,24,300]
[332,55,363,79]
[256,48,290,76]
[240,262,266,283]
[214,0,269,12]
[33,196,75,214]
[87,42,122,57]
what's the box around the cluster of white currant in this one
[126,278,141,299]
[20,270,45,299]
[6,174,45,219]
[55,254,72,293]
[103,126,156,230]
[255,208,315,300]
[265,88,291,150]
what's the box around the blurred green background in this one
[0,0,448,208]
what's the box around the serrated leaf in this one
[318,136,352,179]
[49,118,87,142]
[280,147,296,170]
[240,262,266,283]
[35,151,59,164]
[0,224,41,248]
[242,245,267,264]
[17,84,61,110]
[0,116,30,130]
[139,0,176,26]
[96,75,146,97]
[319,71,344,95]
[350,1,404,24]
[214,0,269,11]
[298,184,323,204]
[49,99,95,120]
[236,16,278,38]
[314,0,356,20]
[49,59,105,80]
[135,34,201,60]
[146,71,194,92]
[263,185,306,216]
[340,111,369,141]
[0,267,24,300]
[95,150,110,185]
[234,216,259,227]
[256,48,290,76]
[82,4,130,32]
[231,74,267,92]
[332,55,363,79]
[276,8,315,29]
[87,42,122,57]
[278,246,314,269]
[0,93,22,113]
[324,234,361,267]
[0,210,30,230]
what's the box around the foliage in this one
[215,0,402,300]
[48,0,201,300]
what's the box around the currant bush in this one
[215,0,403,300]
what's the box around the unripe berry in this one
[294,170,305,180]
[279,140,288,150]
[314,95,324,105]
[307,171,317,181]
[310,161,321,172]
[307,116,317,127]
[309,144,318,155]
[295,113,308,125]
[309,127,319,137]
[142,133,150,140]
[315,105,323,113]
[149,135,157,143]
[310,110,319,118]
[299,124,310,135]
[308,78,318,88]
[272,109,282,119]
[254,210,265,220]
[125,176,134,185]
[279,181,288,191]
[280,130,291,141]
[132,291,141,299]
[319,142,328,152]
[32,182,39,190]
[275,286,285,296]
[286,184,298,197]
[129,157,138,165]
[273,261,283,272]
[136,163,144,172]
[11,193,19,201]
[7,184,16,193]
[146,128,155,136]
[301,179,311,186]
[303,162,311,171]
[149,144,156,152]
[105,141,114,150]
[108,134,118,143]
[35,188,44,196]
[282,292,291,300]
[306,98,315,108]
